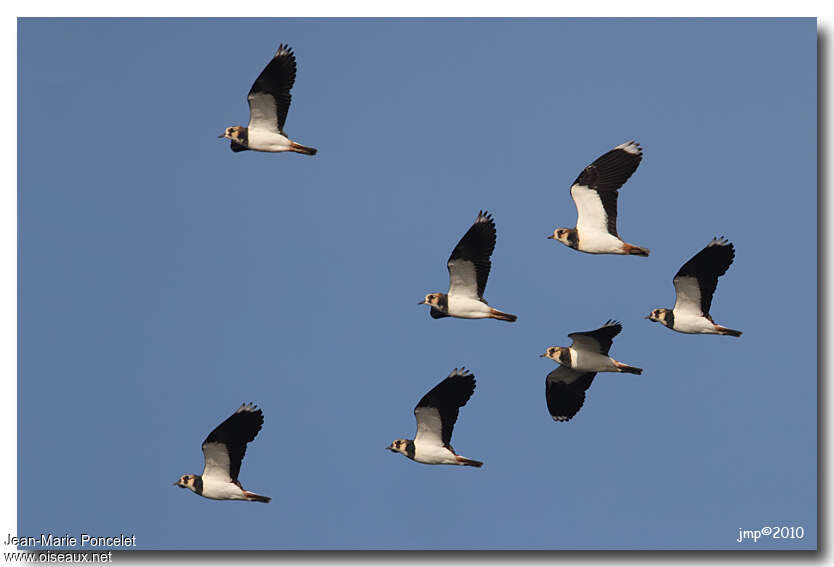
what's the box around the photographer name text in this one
[5,533,136,548]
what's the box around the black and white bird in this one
[419,211,517,322]
[219,44,317,155]
[647,237,742,336]
[174,403,271,503]
[386,368,483,467]
[540,321,642,421]
[548,141,649,256]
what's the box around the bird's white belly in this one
[201,479,247,500]
[248,128,292,152]
[413,443,459,465]
[577,230,624,254]
[671,312,718,334]
[571,349,617,372]
[447,295,492,319]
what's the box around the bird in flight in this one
[420,211,517,322]
[647,237,741,336]
[540,320,642,421]
[219,44,317,155]
[174,403,271,502]
[548,141,649,256]
[386,368,483,467]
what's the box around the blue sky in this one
[17,18,816,550]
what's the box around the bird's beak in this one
[173,481,180,486]
[644,315,652,320]
[385,445,394,451]
[539,353,548,358]
[418,300,426,305]
[218,132,226,138]
[546,235,554,239]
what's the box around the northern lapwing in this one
[386,368,483,467]
[219,44,317,155]
[420,211,517,322]
[174,403,271,502]
[647,237,742,336]
[549,141,649,256]
[540,321,642,421]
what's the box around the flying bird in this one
[174,403,271,502]
[219,44,317,155]
[548,141,649,256]
[419,211,517,322]
[540,321,642,421]
[647,237,742,336]
[386,368,483,467]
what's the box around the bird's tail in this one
[624,243,650,257]
[455,456,484,468]
[244,490,272,503]
[614,361,643,375]
[717,326,743,337]
[289,141,318,155]
[489,308,517,322]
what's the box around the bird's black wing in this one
[447,211,497,299]
[674,237,735,316]
[247,44,297,132]
[201,403,264,483]
[414,369,476,447]
[545,368,596,422]
[571,141,642,236]
[567,320,623,355]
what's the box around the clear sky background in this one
[17,18,816,550]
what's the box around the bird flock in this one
[175,43,742,502]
